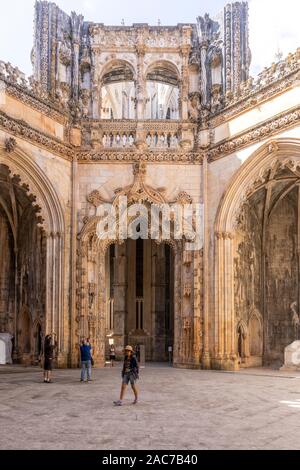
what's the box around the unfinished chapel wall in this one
[2,0,300,369]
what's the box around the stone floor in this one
[1,363,300,450]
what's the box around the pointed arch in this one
[0,143,66,360]
[214,138,300,370]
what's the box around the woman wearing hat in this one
[113,345,139,406]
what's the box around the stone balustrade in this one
[102,131,136,148]
[83,120,183,150]
[146,130,179,149]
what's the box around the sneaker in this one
[113,400,122,406]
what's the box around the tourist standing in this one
[80,338,92,382]
[113,345,139,406]
[109,344,116,367]
[43,333,57,383]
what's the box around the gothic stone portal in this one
[76,232,203,369]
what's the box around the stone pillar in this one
[71,12,83,101]
[180,26,192,120]
[180,51,190,121]
[173,248,182,366]
[113,244,127,357]
[45,232,65,367]
[200,41,208,107]
[91,47,101,119]
[136,44,146,122]
[94,248,106,367]
[70,157,78,368]
[213,231,238,370]
[202,155,211,368]
[192,249,202,368]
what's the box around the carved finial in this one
[275,47,283,62]
[4,137,17,153]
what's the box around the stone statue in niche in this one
[290,302,300,339]
[211,84,223,112]
[188,92,201,122]
[59,37,72,67]
[80,89,91,118]
[56,82,70,108]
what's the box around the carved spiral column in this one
[214,231,238,370]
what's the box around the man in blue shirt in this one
[80,338,92,382]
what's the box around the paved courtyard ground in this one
[1,363,300,450]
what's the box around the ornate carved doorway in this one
[76,163,203,369]
[104,239,175,362]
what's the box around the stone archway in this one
[75,162,203,369]
[0,144,66,365]
[214,139,300,370]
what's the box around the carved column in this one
[224,4,232,94]
[95,247,106,366]
[91,47,101,119]
[192,249,202,368]
[214,231,238,370]
[202,155,211,368]
[173,247,182,366]
[71,12,83,100]
[136,44,146,121]
[113,244,127,357]
[200,41,209,107]
[175,247,196,367]
[45,231,65,366]
[70,156,78,367]
[180,50,190,121]
[180,26,192,120]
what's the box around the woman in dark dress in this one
[43,334,57,383]
[110,344,116,367]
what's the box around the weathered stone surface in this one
[281,341,300,371]
[0,334,13,364]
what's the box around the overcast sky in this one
[0,0,299,77]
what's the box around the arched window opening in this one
[101,63,135,119]
[145,63,179,120]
